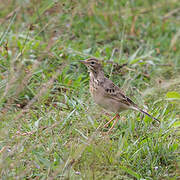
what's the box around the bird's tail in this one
[132,106,160,123]
[139,108,160,123]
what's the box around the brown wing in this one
[102,77,137,107]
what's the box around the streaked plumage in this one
[80,58,159,133]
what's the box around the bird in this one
[80,58,160,134]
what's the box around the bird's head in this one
[80,58,102,73]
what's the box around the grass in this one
[0,0,180,179]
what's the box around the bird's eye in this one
[91,61,95,64]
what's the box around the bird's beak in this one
[79,60,88,64]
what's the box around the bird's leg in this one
[107,114,120,134]
[103,114,119,128]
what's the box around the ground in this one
[0,0,180,179]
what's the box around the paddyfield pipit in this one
[80,58,160,133]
